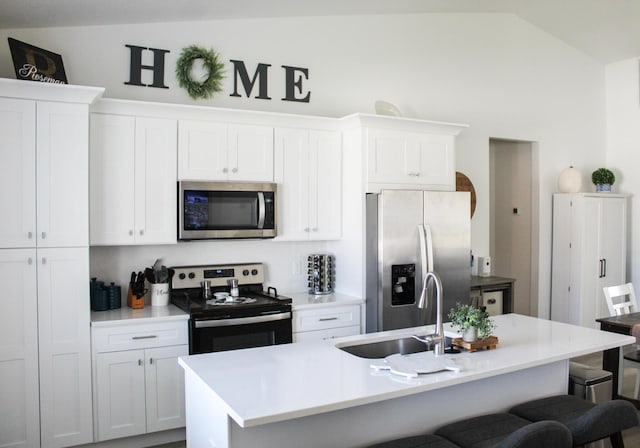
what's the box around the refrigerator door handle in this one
[418,224,435,278]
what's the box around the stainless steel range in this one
[170,263,292,354]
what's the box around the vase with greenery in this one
[591,168,615,192]
[448,303,496,342]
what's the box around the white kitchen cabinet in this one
[274,128,341,240]
[0,248,93,448]
[367,128,455,191]
[551,193,629,328]
[0,98,89,248]
[90,114,177,245]
[0,79,101,448]
[178,120,274,181]
[293,304,361,342]
[92,321,188,441]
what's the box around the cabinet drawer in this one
[294,325,360,343]
[293,305,361,333]
[92,320,188,353]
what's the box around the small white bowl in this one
[214,292,229,300]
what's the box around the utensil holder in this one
[150,283,170,306]
[307,254,334,295]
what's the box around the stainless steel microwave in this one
[178,182,277,240]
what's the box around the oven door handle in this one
[193,311,290,328]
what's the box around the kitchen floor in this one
[150,352,640,448]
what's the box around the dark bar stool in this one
[509,394,639,447]
[435,413,572,448]
[366,434,460,448]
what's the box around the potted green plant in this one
[448,303,496,342]
[591,168,615,192]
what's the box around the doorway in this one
[489,139,539,316]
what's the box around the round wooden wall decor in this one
[456,171,477,218]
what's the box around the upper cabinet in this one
[274,128,341,240]
[341,114,468,193]
[0,98,92,248]
[90,114,177,246]
[178,120,274,182]
[367,129,454,189]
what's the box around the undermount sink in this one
[337,336,452,359]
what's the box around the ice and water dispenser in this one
[391,264,416,306]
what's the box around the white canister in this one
[150,283,170,306]
[478,257,492,277]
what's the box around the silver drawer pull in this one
[132,335,158,340]
[319,317,339,322]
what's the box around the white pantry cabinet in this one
[274,128,341,240]
[0,79,102,448]
[90,114,177,245]
[178,120,274,181]
[0,98,90,248]
[293,304,361,342]
[551,193,629,328]
[92,320,188,441]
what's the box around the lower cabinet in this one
[293,304,361,342]
[92,321,188,441]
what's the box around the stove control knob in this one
[188,272,196,279]
[242,269,250,276]
[178,273,186,280]
[251,269,258,276]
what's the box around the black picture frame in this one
[8,37,68,84]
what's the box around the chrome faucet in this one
[415,271,445,356]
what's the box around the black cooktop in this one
[171,284,291,319]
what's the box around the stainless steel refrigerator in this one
[365,190,471,332]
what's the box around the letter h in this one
[125,45,170,89]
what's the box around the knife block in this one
[127,286,145,309]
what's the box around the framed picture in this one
[8,37,68,84]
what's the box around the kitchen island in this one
[178,314,634,447]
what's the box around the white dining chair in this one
[602,283,640,398]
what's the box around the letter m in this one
[229,60,271,99]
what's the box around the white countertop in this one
[286,291,364,310]
[91,304,188,327]
[178,314,634,428]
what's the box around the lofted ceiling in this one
[1,0,639,63]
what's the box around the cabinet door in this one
[95,350,146,441]
[367,129,454,190]
[90,114,136,245]
[228,124,274,181]
[274,128,310,240]
[178,120,228,181]
[134,117,178,245]
[310,130,341,240]
[145,345,188,433]
[0,98,36,248]
[37,247,93,447]
[0,249,39,448]
[37,102,90,247]
[598,197,627,317]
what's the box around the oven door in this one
[189,311,292,355]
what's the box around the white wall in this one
[0,13,607,312]
[606,58,640,286]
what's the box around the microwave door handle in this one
[257,192,266,229]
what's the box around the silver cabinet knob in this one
[129,230,134,236]
[222,168,228,173]
[232,167,238,173]
[139,229,144,236]
[41,231,46,239]
[28,231,33,239]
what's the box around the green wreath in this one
[175,45,225,100]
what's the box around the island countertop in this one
[178,314,634,429]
